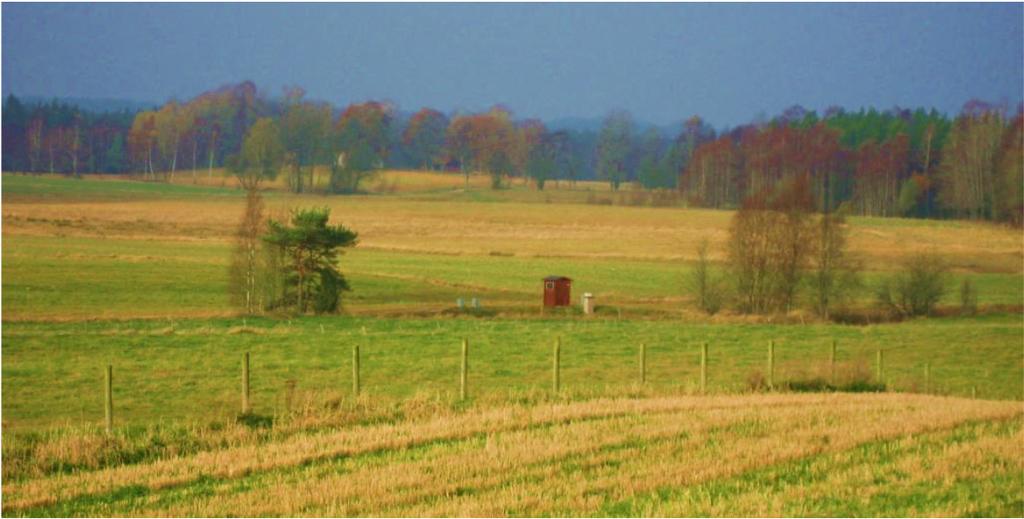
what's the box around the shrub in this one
[746,370,768,392]
[328,160,378,194]
[842,380,887,393]
[876,253,948,317]
[783,379,886,393]
[781,358,885,393]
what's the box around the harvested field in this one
[2,393,1021,517]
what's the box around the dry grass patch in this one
[3,393,1019,517]
[5,175,1022,271]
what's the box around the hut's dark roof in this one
[543,276,572,281]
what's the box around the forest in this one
[2,80,1021,224]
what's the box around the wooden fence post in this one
[242,352,251,414]
[971,386,977,399]
[876,349,884,385]
[924,362,931,394]
[352,344,360,397]
[639,343,647,385]
[700,342,708,394]
[461,338,469,401]
[830,340,837,387]
[768,340,775,390]
[553,337,561,394]
[284,379,297,414]
[104,365,113,434]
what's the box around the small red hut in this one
[543,276,572,307]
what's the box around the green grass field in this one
[3,173,1023,516]
[3,315,1023,431]
[6,231,1022,322]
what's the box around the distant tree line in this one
[2,81,1021,224]
[682,102,1022,224]
[1,96,137,176]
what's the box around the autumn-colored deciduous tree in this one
[938,102,1006,220]
[154,101,189,181]
[332,101,393,193]
[184,81,260,179]
[128,110,158,178]
[513,118,546,185]
[227,117,286,315]
[728,177,817,314]
[403,108,449,170]
[444,107,517,189]
[478,107,517,189]
[237,117,284,189]
[279,95,332,193]
[683,135,737,207]
[993,111,1023,226]
[853,134,909,216]
[444,114,475,186]
[675,115,715,193]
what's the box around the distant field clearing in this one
[3,174,1021,272]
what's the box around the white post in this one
[582,293,594,315]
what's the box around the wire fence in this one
[94,336,993,434]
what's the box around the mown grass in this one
[2,394,1020,517]
[602,417,1024,517]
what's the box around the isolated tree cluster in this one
[689,176,954,320]
[230,203,357,315]
[228,153,358,315]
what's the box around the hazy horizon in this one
[3,3,1022,127]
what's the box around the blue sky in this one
[3,3,1022,127]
